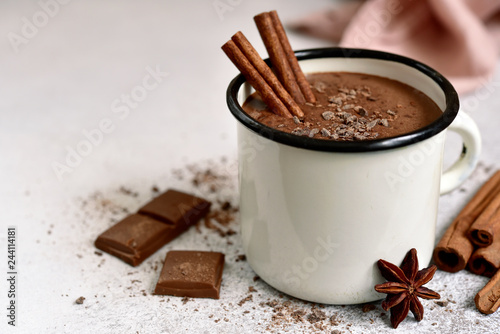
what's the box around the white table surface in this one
[1,1,500,333]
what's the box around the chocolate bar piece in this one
[94,189,211,266]
[139,189,211,227]
[154,251,225,299]
[95,214,175,266]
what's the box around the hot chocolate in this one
[242,72,443,140]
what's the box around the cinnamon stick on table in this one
[222,39,293,118]
[469,238,500,277]
[433,171,500,272]
[254,11,306,104]
[468,181,500,247]
[475,268,500,314]
[230,31,304,118]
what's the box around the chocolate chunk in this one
[379,118,390,127]
[313,81,326,93]
[320,128,331,137]
[291,128,305,136]
[354,106,368,116]
[95,214,178,266]
[308,128,319,138]
[321,111,335,120]
[366,120,378,130]
[95,189,211,266]
[346,115,358,124]
[154,251,225,299]
[138,189,211,227]
[328,96,343,105]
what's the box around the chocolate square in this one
[154,251,225,299]
[94,214,176,267]
[138,189,211,227]
[94,189,212,266]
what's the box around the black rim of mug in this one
[226,47,460,152]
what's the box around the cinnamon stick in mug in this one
[433,171,500,272]
[231,31,304,118]
[222,39,293,118]
[268,10,316,103]
[254,11,306,104]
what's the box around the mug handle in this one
[440,111,482,194]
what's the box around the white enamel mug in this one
[226,48,481,304]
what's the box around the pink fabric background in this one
[290,0,500,94]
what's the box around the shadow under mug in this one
[226,48,481,304]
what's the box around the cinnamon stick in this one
[268,10,316,103]
[433,171,500,272]
[469,239,500,277]
[475,268,500,314]
[221,40,293,118]
[254,12,306,104]
[468,172,500,246]
[231,31,304,118]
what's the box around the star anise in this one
[374,248,441,329]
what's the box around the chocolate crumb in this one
[362,303,376,312]
[307,308,327,324]
[321,111,335,121]
[75,296,85,305]
[309,128,319,138]
[291,128,305,136]
[366,120,378,130]
[94,251,103,256]
[238,294,253,306]
[314,81,326,93]
[329,96,343,105]
[435,300,448,307]
[253,275,260,282]
[291,309,306,322]
[119,186,138,197]
[321,128,331,137]
[379,118,389,127]
[221,201,231,211]
[354,106,368,116]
